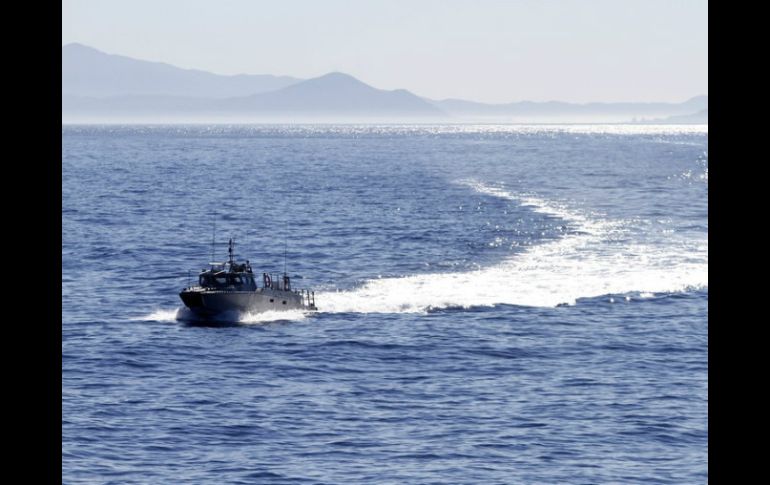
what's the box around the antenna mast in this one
[284,218,288,276]
[211,216,216,267]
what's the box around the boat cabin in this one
[194,238,294,292]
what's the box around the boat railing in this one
[298,289,315,307]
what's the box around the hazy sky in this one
[62,0,707,103]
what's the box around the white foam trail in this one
[238,309,308,324]
[136,307,308,324]
[467,182,611,236]
[136,308,182,322]
[317,181,707,313]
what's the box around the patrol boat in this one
[179,238,316,317]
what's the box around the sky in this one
[62,0,707,104]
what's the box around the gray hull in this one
[180,288,315,317]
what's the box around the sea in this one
[62,124,708,484]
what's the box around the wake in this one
[316,181,707,313]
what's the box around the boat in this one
[179,238,317,317]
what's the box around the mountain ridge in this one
[62,43,707,122]
[62,43,302,98]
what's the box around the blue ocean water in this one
[62,124,708,484]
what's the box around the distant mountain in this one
[679,95,708,112]
[427,95,708,123]
[62,43,302,98]
[218,72,443,114]
[644,108,708,124]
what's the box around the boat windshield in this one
[200,273,256,290]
